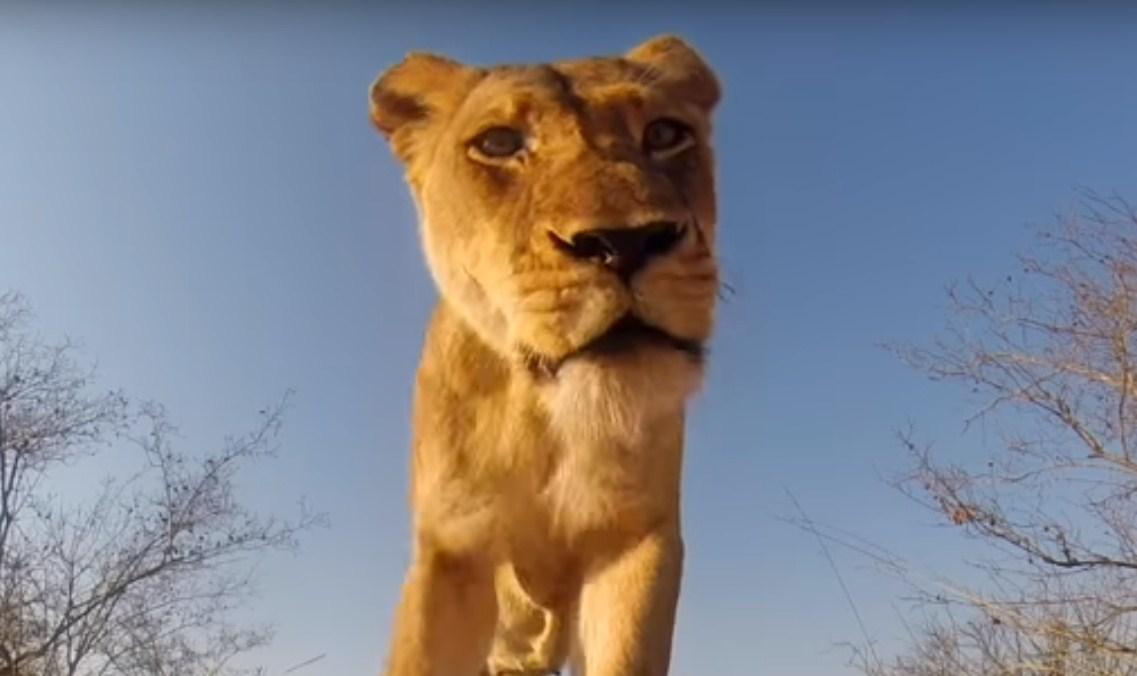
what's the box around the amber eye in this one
[643,118,693,155]
[470,126,525,158]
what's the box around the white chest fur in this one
[536,349,701,536]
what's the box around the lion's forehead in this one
[550,56,655,88]
[458,59,675,126]
[488,57,652,92]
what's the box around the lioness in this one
[370,35,721,676]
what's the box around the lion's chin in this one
[576,314,704,362]
[522,314,704,379]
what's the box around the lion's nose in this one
[552,221,685,281]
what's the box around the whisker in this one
[514,281,594,297]
[519,304,580,315]
[717,279,737,303]
[648,272,719,285]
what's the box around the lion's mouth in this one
[579,314,703,360]
[523,314,704,378]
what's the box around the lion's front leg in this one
[385,541,498,676]
[485,562,571,675]
[572,527,683,676]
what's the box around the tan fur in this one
[370,35,721,676]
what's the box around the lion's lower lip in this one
[523,318,700,381]
[580,315,703,360]
[523,315,704,379]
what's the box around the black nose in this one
[552,221,686,280]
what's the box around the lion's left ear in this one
[625,35,720,111]
[370,52,480,163]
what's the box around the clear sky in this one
[3,3,1137,675]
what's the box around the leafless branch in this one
[0,292,320,676]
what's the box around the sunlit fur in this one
[370,35,721,676]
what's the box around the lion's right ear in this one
[370,53,476,163]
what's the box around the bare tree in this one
[851,191,1137,675]
[0,292,316,676]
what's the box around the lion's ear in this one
[625,35,720,111]
[370,52,477,163]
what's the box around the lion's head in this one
[372,36,721,440]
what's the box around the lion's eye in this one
[643,118,694,156]
[471,126,525,158]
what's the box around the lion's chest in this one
[522,355,691,543]
[518,424,682,552]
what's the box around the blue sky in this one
[3,3,1137,675]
